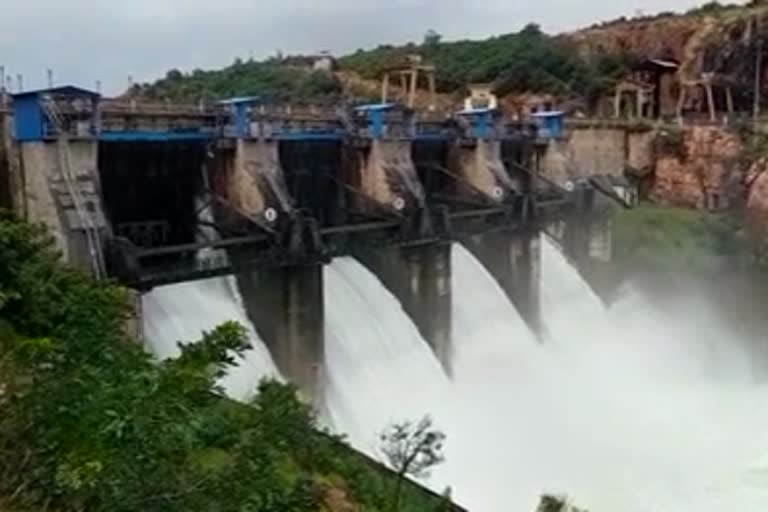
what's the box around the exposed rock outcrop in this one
[745,157,768,257]
[577,6,768,112]
[747,157,768,213]
[651,125,744,209]
[321,481,359,512]
[570,15,705,68]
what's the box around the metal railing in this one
[100,100,221,117]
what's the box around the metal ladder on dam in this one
[42,98,107,279]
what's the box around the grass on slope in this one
[612,203,747,272]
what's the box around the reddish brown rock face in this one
[746,159,768,255]
[570,16,703,69]
[748,161,768,212]
[651,126,743,210]
[321,482,359,512]
[568,8,768,83]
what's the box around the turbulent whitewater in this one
[321,241,768,512]
[438,239,768,512]
[142,276,280,401]
[142,198,279,401]
[323,257,450,452]
[141,236,768,512]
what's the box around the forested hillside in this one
[132,24,631,106]
[132,59,343,103]
[131,2,766,106]
[131,2,768,109]
[339,24,631,102]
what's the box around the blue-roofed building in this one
[531,111,565,139]
[11,86,100,141]
[353,103,413,139]
[455,106,501,140]
[219,96,261,138]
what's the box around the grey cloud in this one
[0,0,746,95]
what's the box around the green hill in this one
[131,59,343,103]
[132,2,765,107]
[132,24,633,105]
[338,24,630,101]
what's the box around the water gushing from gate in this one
[323,257,449,452]
[141,235,768,512]
[142,276,280,401]
[322,241,768,512]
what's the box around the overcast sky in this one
[0,0,747,95]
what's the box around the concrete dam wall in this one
[538,123,655,189]
[0,91,623,406]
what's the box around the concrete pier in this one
[545,211,617,302]
[464,230,541,335]
[558,213,613,268]
[357,243,452,373]
[215,139,293,227]
[344,140,425,216]
[234,263,324,403]
[448,140,515,203]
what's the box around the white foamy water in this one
[141,233,768,512]
[142,276,280,401]
[323,257,450,453]
[323,240,768,512]
[439,243,567,511]
[439,237,768,512]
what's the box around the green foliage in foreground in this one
[0,214,448,512]
[612,202,748,272]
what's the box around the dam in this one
[0,84,692,512]
[8,3,768,509]
[1,85,623,397]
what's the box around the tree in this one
[537,494,589,512]
[165,69,183,81]
[520,23,543,37]
[423,29,442,47]
[379,415,445,511]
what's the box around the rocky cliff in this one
[570,15,706,71]
[651,125,745,209]
[569,3,768,109]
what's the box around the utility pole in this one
[47,68,54,88]
[0,66,5,106]
[16,74,23,93]
[755,17,764,121]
